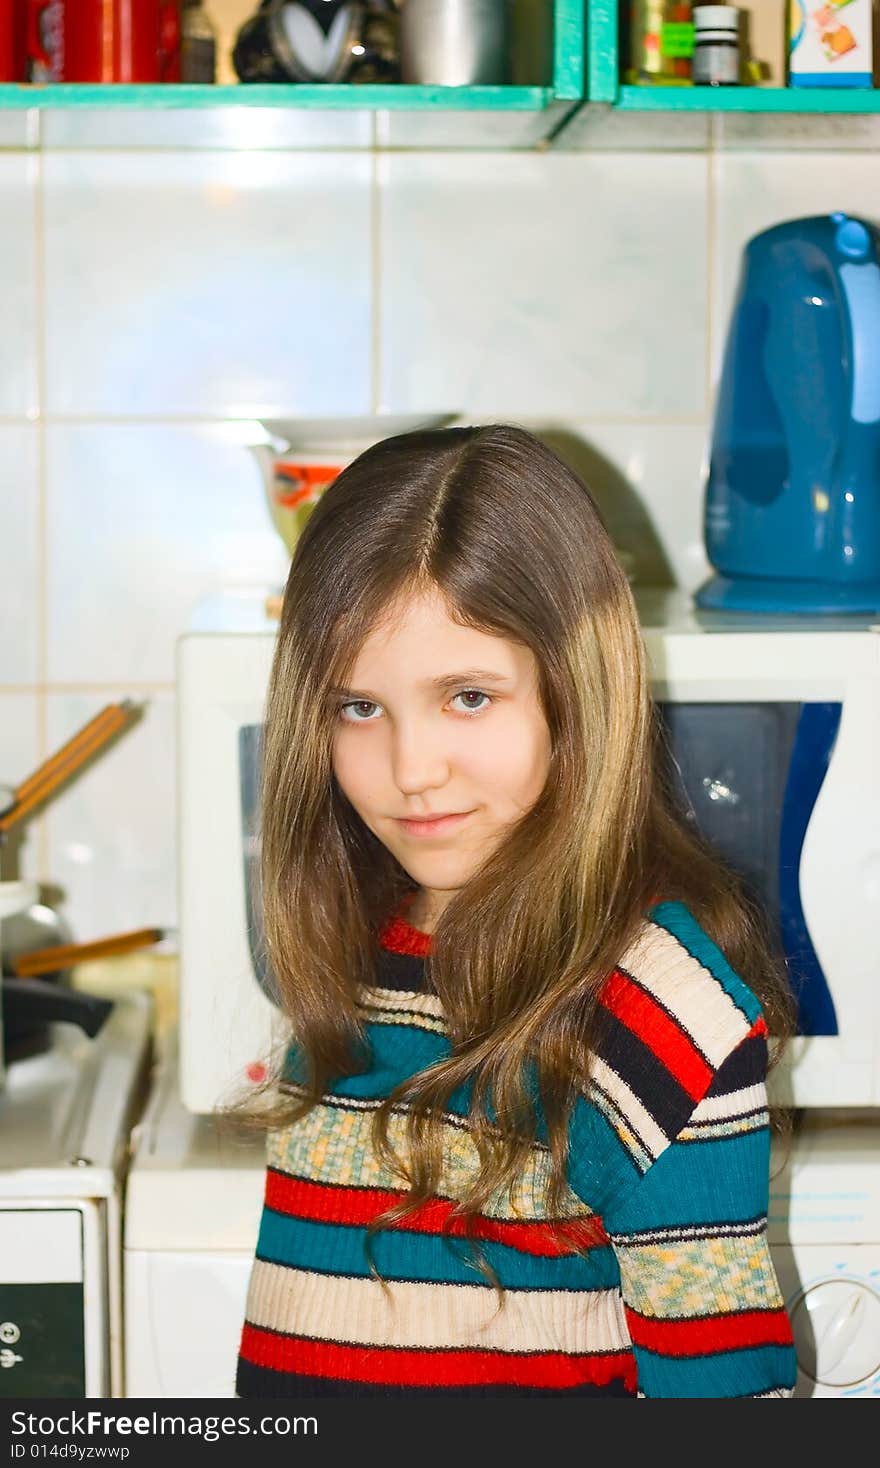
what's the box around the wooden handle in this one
[10,926,165,977]
[0,701,136,835]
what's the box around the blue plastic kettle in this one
[696,212,880,614]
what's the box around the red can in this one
[1,1,28,80]
[26,0,181,82]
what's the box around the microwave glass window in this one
[239,723,280,1006]
[655,702,842,1038]
[238,704,843,1039]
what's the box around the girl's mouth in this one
[396,811,474,837]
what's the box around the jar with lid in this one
[628,1,695,85]
[181,0,218,83]
[692,4,740,85]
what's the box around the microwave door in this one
[239,723,281,1008]
[656,701,841,1038]
[776,702,842,1036]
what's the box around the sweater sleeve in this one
[599,1029,798,1399]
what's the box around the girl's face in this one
[331,586,553,933]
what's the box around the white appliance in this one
[0,991,152,1397]
[123,1033,880,1399]
[123,1031,265,1398]
[176,584,880,1113]
[767,1112,880,1399]
[0,881,41,1091]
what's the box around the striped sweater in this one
[236,899,797,1399]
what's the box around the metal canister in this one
[692,4,740,85]
[399,0,510,85]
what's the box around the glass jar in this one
[628,0,695,85]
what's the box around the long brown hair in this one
[229,423,798,1302]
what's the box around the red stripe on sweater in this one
[265,1170,608,1255]
[239,1323,637,1392]
[625,1305,795,1357]
[599,969,714,1101]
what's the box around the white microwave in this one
[176,586,880,1114]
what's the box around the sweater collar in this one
[377,896,433,957]
[377,913,433,957]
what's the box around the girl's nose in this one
[390,722,450,793]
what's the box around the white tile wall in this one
[0,153,38,417]
[41,109,373,151]
[45,423,289,683]
[0,121,864,946]
[0,427,40,686]
[42,151,373,417]
[44,690,177,940]
[716,113,880,151]
[378,152,709,418]
[0,111,38,149]
[554,107,710,152]
[0,694,41,883]
[539,421,712,594]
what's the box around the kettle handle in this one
[840,259,880,426]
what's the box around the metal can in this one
[692,3,740,84]
[628,0,695,84]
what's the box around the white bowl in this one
[259,413,458,454]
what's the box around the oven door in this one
[0,1202,109,1397]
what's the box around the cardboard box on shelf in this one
[209,0,253,85]
[789,0,874,86]
[738,0,787,84]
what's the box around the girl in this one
[233,423,799,1400]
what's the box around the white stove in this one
[123,1030,264,1398]
[0,991,153,1398]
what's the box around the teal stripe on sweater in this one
[603,1125,772,1233]
[634,1342,797,1399]
[283,1024,454,1100]
[292,1029,547,1135]
[648,901,763,1027]
[256,1209,623,1292]
[567,1092,644,1211]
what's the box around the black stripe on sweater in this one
[235,1358,635,1398]
[372,948,433,993]
[593,1010,695,1142]
[703,1033,768,1097]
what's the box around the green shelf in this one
[0,82,559,112]
[0,1,584,114]
[588,0,880,111]
[618,85,880,112]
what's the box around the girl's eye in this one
[338,689,492,723]
[450,689,491,715]
[339,700,381,723]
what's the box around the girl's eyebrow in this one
[331,668,514,698]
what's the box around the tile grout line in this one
[704,118,718,425]
[0,412,713,427]
[369,137,382,414]
[33,114,50,879]
[0,684,176,694]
